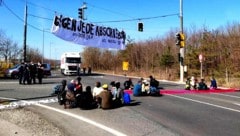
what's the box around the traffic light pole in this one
[179,0,184,82]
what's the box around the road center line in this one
[212,93,240,99]
[36,103,127,136]
[166,94,240,113]
[234,103,240,106]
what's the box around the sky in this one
[0,0,239,60]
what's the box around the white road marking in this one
[234,103,240,106]
[166,94,240,113]
[0,97,58,109]
[212,93,240,99]
[0,97,127,136]
[36,104,127,136]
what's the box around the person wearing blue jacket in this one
[133,80,142,96]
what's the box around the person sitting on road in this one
[96,84,113,109]
[210,76,217,90]
[190,76,197,90]
[133,80,142,96]
[198,78,208,90]
[113,81,124,107]
[124,78,134,90]
[185,77,191,90]
[75,76,83,96]
[110,81,117,99]
[149,75,160,95]
[64,82,77,109]
[142,79,150,95]
[92,81,103,100]
[51,79,67,105]
[78,86,97,109]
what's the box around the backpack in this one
[123,92,131,105]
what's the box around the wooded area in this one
[82,22,240,87]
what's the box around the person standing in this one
[23,62,30,85]
[29,61,37,84]
[37,62,44,84]
[18,62,24,84]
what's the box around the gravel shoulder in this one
[0,107,66,136]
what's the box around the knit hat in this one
[102,84,108,89]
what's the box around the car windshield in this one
[12,64,20,69]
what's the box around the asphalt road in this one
[0,72,240,136]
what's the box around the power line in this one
[87,2,135,19]
[28,13,53,21]
[93,13,179,24]
[2,1,50,32]
[3,0,179,32]
[22,1,179,24]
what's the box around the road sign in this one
[122,61,129,71]
[199,54,203,62]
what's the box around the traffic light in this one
[138,22,143,32]
[78,8,83,19]
[175,32,185,48]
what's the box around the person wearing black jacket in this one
[37,62,44,84]
[18,62,24,84]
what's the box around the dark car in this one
[41,63,51,77]
[4,64,21,79]
[5,63,51,79]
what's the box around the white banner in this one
[51,15,126,50]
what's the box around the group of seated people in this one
[132,75,160,96]
[185,76,217,90]
[52,75,161,109]
[53,77,130,110]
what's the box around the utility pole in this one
[42,29,45,63]
[23,2,27,62]
[179,0,184,82]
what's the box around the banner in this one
[51,15,126,50]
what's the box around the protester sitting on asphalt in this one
[92,81,103,100]
[124,78,134,90]
[110,81,117,100]
[198,78,208,90]
[78,86,97,109]
[190,76,197,90]
[142,79,150,95]
[64,82,77,109]
[51,79,67,96]
[114,81,124,107]
[96,84,113,109]
[149,75,160,95]
[185,77,191,90]
[133,80,142,96]
[56,80,67,105]
[75,76,83,95]
[210,76,217,90]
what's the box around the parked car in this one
[4,64,21,79]
[41,63,51,77]
[5,63,51,79]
